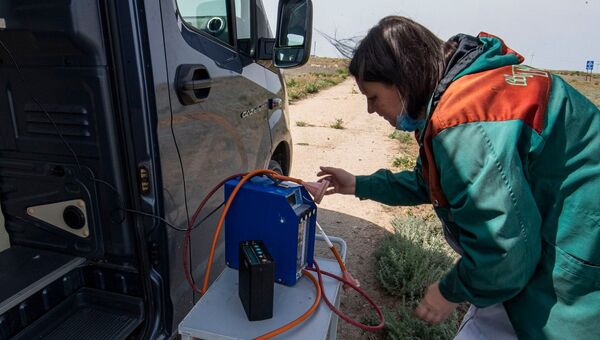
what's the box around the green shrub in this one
[389,130,413,143]
[381,305,460,340]
[374,215,460,339]
[288,92,301,101]
[305,83,319,94]
[375,216,455,299]
[330,118,345,129]
[392,155,416,169]
[286,78,297,87]
[336,68,349,76]
[296,121,308,127]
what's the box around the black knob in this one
[63,205,85,230]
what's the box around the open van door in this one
[0,0,312,337]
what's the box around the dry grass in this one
[553,71,600,107]
[285,71,349,102]
[283,56,350,77]
[284,57,350,103]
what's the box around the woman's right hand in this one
[316,166,356,195]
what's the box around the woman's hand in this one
[316,166,356,195]
[415,281,459,324]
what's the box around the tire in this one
[268,160,283,175]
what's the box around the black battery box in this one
[238,240,274,321]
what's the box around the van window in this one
[255,0,272,40]
[235,0,254,56]
[178,0,232,45]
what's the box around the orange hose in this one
[330,246,347,273]
[273,174,303,184]
[198,170,322,339]
[254,270,321,340]
[184,173,244,294]
[200,170,305,293]
[201,169,278,293]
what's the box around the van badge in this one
[240,102,267,119]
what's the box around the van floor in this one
[0,247,144,339]
[0,246,84,313]
[12,287,144,340]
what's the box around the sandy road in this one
[289,78,416,338]
[289,78,401,231]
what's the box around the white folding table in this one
[179,236,346,340]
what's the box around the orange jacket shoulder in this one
[430,65,551,137]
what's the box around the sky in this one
[262,0,600,72]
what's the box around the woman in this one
[318,16,600,339]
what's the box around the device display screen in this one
[243,246,259,265]
[287,189,302,208]
[286,192,296,206]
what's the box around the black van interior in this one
[0,1,150,338]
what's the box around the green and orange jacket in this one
[355,33,600,339]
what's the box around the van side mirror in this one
[273,0,313,68]
[257,38,275,60]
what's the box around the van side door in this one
[155,0,276,324]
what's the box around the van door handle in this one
[175,64,212,105]
[269,98,282,109]
[181,79,212,91]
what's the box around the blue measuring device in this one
[224,176,317,286]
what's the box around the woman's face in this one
[357,80,403,127]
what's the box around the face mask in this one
[396,112,425,132]
[395,91,425,132]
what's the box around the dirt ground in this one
[284,56,349,77]
[288,78,431,339]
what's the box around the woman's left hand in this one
[414,281,459,324]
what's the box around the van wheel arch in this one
[268,160,284,175]
[270,142,290,176]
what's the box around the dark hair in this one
[349,16,448,118]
